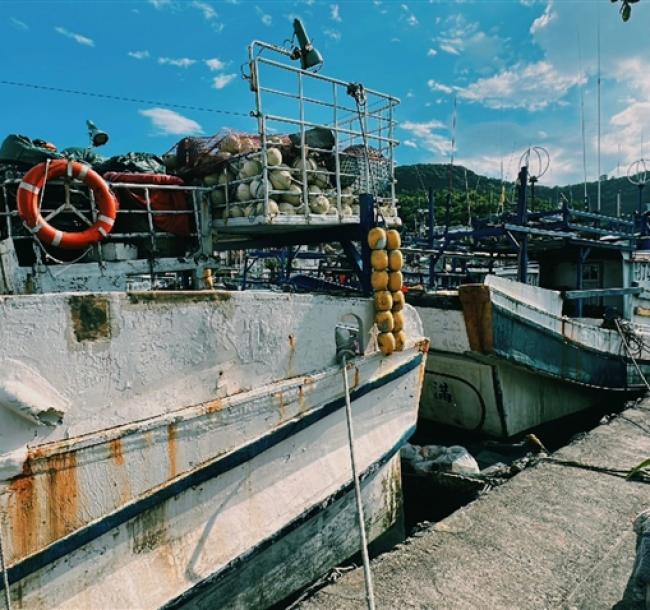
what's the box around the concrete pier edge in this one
[299,400,650,610]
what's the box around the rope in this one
[0,79,250,118]
[614,318,650,392]
[0,520,12,610]
[341,356,376,610]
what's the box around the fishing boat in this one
[408,162,650,438]
[0,24,426,609]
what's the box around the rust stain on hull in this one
[167,423,178,479]
[109,438,125,465]
[8,451,79,562]
[8,462,37,560]
[47,452,79,542]
[287,334,296,377]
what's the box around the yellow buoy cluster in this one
[368,227,406,355]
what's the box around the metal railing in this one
[214,41,399,226]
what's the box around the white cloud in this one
[159,57,196,68]
[324,29,342,42]
[399,3,418,27]
[261,13,272,25]
[212,73,237,89]
[54,26,94,47]
[205,58,226,71]
[427,80,453,95]
[440,43,461,55]
[128,50,150,60]
[530,1,557,34]
[139,108,203,135]
[148,0,172,8]
[330,4,342,22]
[401,120,452,157]
[10,17,28,30]
[427,48,438,57]
[446,61,585,111]
[404,140,418,149]
[192,1,217,20]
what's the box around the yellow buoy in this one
[367,227,387,250]
[374,290,393,311]
[375,310,394,333]
[388,250,403,272]
[393,330,406,352]
[386,229,401,250]
[371,270,389,291]
[388,271,403,292]
[378,332,396,355]
[392,290,405,312]
[370,249,388,271]
[392,310,404,332]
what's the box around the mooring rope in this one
[341,356,376,610]
[0,518,12,610]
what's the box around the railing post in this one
[359,193,375,295]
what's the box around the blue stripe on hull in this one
[2,353,423,592]
[492,304,632,389]
[163,425,416,610]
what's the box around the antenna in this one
[577,31,588,210]
[597,14,602,212]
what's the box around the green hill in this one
[395,163,643,229]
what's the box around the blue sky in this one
[1,0,649,186]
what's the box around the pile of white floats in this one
[368,227,405,356]
[210,147,356,220]
[205,134,398,223]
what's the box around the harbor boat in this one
[0,24,426,609]
[408,163,650,438]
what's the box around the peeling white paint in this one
[0,359,67,426]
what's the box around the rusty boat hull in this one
[0,290,427,609]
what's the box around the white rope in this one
[341,356,376,610]
[0,518,12,610]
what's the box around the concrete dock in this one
[299,401,650,610]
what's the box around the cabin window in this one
[581,263,601,287]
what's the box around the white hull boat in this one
[0,291,427,609]
[412,275,649,438]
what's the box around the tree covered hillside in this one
[395,163,645,230]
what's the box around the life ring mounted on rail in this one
[17,159,118,250]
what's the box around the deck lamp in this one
[291,19,323,71]
[87,120,109,148]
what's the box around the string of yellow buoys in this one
[368,227,405,356]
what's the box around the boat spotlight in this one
[291,19,323,71]
[86,120,109,147]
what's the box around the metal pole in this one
[341,356,376,610]
[516,166,529,283]
[427,186,435,289]
[359,193,374,295]
[576,248,584,317]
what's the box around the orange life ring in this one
[17,159,118,249]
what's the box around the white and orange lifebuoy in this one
[17,159,118,249]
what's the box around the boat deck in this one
[299,399,650,609]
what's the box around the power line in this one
[0,79,251,118]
